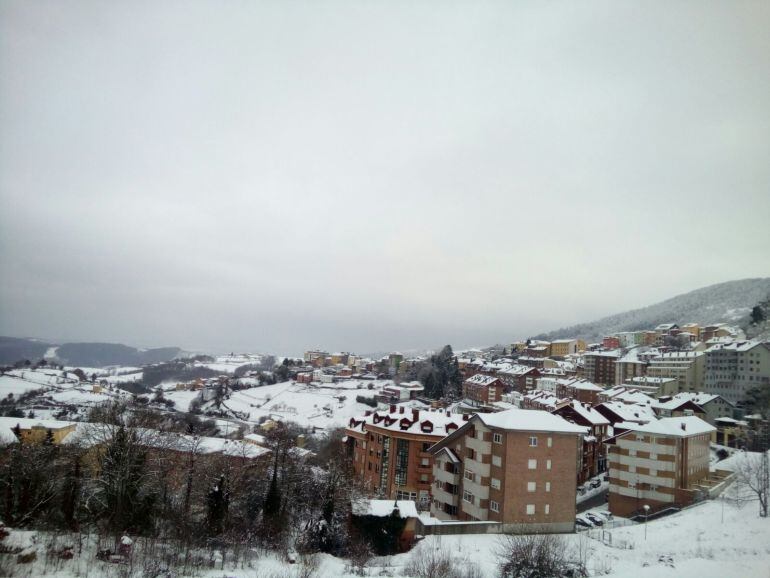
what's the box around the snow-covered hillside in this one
[165,378,392,431]
[1,467,767,577]
[535,277,770,342]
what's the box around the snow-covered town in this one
[2,1,769,576]
[0,316,768,577]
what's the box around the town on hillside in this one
[0,318,768,577]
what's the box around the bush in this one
[404,543,481,578]
[355,395,377,408]
[496,533,587,578]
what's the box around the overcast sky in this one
[1,1,769,355]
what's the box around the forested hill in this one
[533,277,770,342]
[0,336,181,367]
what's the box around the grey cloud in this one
[1,1,769,354]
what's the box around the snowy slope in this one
[535,278,770,341]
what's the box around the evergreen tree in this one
[205,475,229,537]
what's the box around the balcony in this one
[466,435,492,456]
[463,476,490,500]
[465,456,490,478]
[434,466,460,485]
[432,485,459,507]
[461,497,489,521]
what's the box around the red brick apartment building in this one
[552,400,610,483]
[607,416,715,517]
[428,409,586,533]
[462,374,504,407]
[583,351,620,386]
[346,406,465,506]
[498,365,541,393]
[555,379,603,405]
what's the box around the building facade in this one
[429,409,585,532]
[704,341,770,405]
[346,406,464,506]
[607,416,714,517]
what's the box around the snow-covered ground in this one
[192,353,265,374]
[2,478,767,577]
[220,379,389,430]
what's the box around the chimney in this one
[390,404,396,414]
[463,414,470,421]
[412,409,419,421]
[446,410,450,417]
[399,406,405,414]
[364,411,372,417]
[681,422,686,431]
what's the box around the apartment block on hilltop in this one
[607,416,715,517]
[646,351,705,394]
[704,341,770,405]
[550,339,579,357]
[428,409,585,532]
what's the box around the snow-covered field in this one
[220,379,389,430]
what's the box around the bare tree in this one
[732,451,769,517]
[495,530,587,578]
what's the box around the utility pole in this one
[643,504,650,540]
[761,449,769,518]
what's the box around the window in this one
[492,455,502,467]
[491,478,501,490]
[526,504,535,515]
[545,504,550,515]
[650,469,657,476]
[527,482,536,492]
[547,437,553,448]
[493,433,503,444]
[466,448,475,460]
[629,465,635,473]
[650,453,657,460]
[490,500,500,512]
[421,458,430,466]
[546,459,552,470]
[529,436,538,447]
[394,439,409,487]
[420,474,428,482]
[464,470,475,483]
[463,490,474,504]
[545,482,551,492]
[528,459,537,470]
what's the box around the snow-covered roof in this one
[597,401,657,423]
[347,407,463,438]
[352,499,419,518]
[707,340,766,353]
[435,446,460,463]
[585,350,621,358]
[670,392,733,407]
[560,400,610,426]
[616,416,715,437]
[476,409,587,434]
[464,374,501,386]
[497,364,537,377]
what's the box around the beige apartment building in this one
[428,409,585,533]
[550,339,578,357]
[646,351,705,393]
[607,416,714,517]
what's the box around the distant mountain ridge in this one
[0,336,181,367]
[532,278,770,342]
